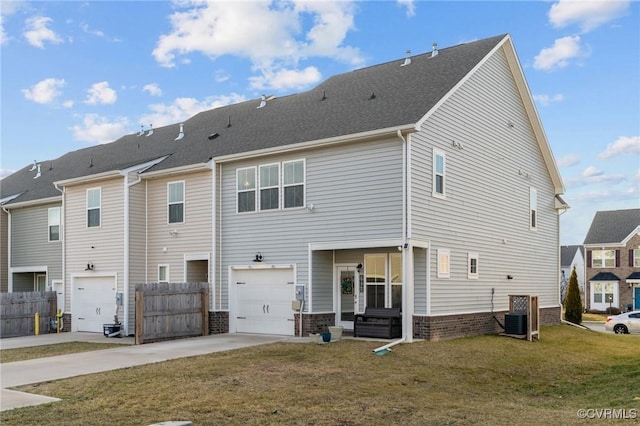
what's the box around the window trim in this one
[48,207,61,242]
[437,248,450,279]
[432,148,446,198]
[158,265,169,283]
[236,166,257,213]
[591,249,616,268]
[633,249,640,268]
[86,187,101,228]
[167,181,185,224]
[283,159,306,209]
[467,252,479,280]
[529,187,537,231]
[258,163,280,211]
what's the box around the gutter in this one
[54,183,65,316]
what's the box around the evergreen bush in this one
[564,266,582,324]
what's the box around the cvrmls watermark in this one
[577,408,637,420]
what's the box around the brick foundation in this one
[294,312,336,336]
[413,307,561,341]
[208,311,229,334]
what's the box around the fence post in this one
[135,290,144,345]
[35,312,40,335]
[201,287,209,336]
[49,295,57,333]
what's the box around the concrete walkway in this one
[0,332,293,411]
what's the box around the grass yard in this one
[1,325,639,425]
[0,342,130,363]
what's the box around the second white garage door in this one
[73,276,117,333]
[234,268,295,336]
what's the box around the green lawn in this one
[0,342,131,363]
[2,325,639,425]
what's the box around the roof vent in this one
[89,157,94,168]
[146,124,154,137]
[175,123,184,141]
[369,92,376,100]
[257,94,276,109]
[30,160,37,171]
[138,125,144,136]
[227,115,232,128]
[431,42,438,58]
[33,164,41,179]
[321,90,327,101]
[208,132,219,140]
[401,50,411,66]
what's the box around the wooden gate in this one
[0,291,57,337]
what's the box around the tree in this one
[564,266,582,324]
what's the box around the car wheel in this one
[613,325,628,334]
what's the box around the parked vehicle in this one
[604,311,640,334]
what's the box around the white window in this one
[592,250,615,268]
[158,265,169,283]
[35,274,47,292]
[530,187,537,230]
[48,207,60,242]
[365,254,387,308]
[259,163,280,211]
[87,188,101,228]
[390,253,403,310]
[468,252,479,279]
[632,249,640,267]
[283,160,305,208]
[590,281,617,311]
[168,181,185,223]
[437,248,450,279]
[433,149,446,198]
[237,167,256,213]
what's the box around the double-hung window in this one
[87,188,101,228]
[365,254,387,308]
[468,252,479,279]
[158,265,169,283]
[433,149,445,198]
[259,164,279,210]
[237,167,256,213]
[283,160,305,208]
[168,181,185,223]
[592,250,615,268]
[48,207,60,241]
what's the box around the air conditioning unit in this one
[505,313,527,335]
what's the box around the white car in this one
[605,311,640,334]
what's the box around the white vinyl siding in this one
[87,188,101,228]
[410,46,559,314]
[167,181,185,224]
[48,207,60,242]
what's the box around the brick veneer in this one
[208,311,229,334]
[294,313,335,336]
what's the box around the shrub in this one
[564,266,582,324]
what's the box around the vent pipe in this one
[175,123,184,141]
[401,50,411,66]
[431,42,438,58]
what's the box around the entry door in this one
[635,287,640,310]
[337,265,359,328]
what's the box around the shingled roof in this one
[583,209,640,245]
[561,245,584,267]
[2,34,508,206]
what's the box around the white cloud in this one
[0,168,16,179]
[85,81,117,105]
[80,23,104,38]
[0,16,7,45]
[557,154,580,167]
[139,94,246,129]
[71,114,129,144]
[22,77,66,104]
[23,15,63,48]
[152,1,362,91]
[249,66,322,91]
[397,0,416,17]
[143,83,163,97]
[533,93,564,106]
[598,135,640,159]
[534,35,588,71]
[549,0,630,32]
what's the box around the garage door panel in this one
[234,269,294,336]
[73,276,116,333]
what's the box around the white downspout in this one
[2,206,12,292]
[53,183,65,310]
[122,172,143,335]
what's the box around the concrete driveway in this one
[0,332,294,411]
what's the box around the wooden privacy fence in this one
[1,291,57,338]
[135,282,209,345]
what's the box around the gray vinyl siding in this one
[127,179,146,334]
[411,45,559,315]
[146,171,212,284]
[9,202,62,287]
[311,250,333,312]
[65,179,125,309]
[219,138,404,310]
[413,247,428,314]
[1,210,8,292]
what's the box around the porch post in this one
[404,245,414,342]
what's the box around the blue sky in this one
[1,0,638,245]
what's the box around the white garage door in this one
[73,276,117,333]
[234,268,295,336]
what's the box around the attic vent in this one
[208,132,219,140]
[146,124,154,137]
[257,94,276,109]
[431,42,438,58]
[33,164,41,179]
[401,50,411,66]
[175,123,184,141]
[369,92,376,100]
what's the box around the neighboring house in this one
[0,34,568,341]
[560,245,585,304]
[583,209,640,313]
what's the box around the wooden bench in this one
[353,307,402,339]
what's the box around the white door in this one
[336,265,359,329]
[234,268,294,335]
[73,276,117,332]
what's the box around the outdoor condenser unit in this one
[504,313,527,335]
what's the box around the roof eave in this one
[2,195,62,209]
